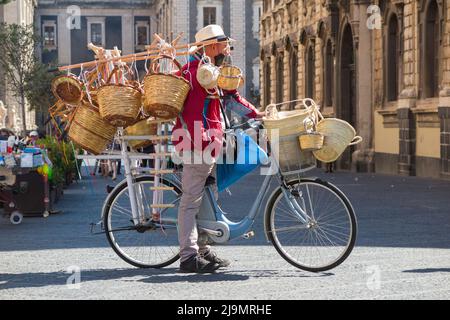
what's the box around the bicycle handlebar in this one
[230,118,262,131]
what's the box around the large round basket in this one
[97,84,142,127]
[312,118,363,163]
[124,117,158,149]
[52,75,83,105]
[143,56,190,120]
[143,74,190,119]
[68,102,116,155]
[217,65,243,91]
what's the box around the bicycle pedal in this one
[242,231,255,239]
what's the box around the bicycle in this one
[98,120,357,273]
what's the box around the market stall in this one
[0,144,52,224]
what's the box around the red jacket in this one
[172,58,258,155]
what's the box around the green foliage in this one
[0,23,57,132]
[0,1,13,5]
[25,61,60,114]
[37,136,79,186]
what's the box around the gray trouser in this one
[178,162,218,262]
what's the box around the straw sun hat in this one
[189,24,235,54]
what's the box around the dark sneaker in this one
[201,250,231,268]
[179,255,220,274]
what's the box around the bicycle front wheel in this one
[103,176,181,268]
[265,178,357,272]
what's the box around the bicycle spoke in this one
[270,180,356,271]
[106,179,180,268]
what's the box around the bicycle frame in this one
[194,158,314,243]
[89,130,315,240]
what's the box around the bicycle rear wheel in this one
[103,175,181,268]
[265,178,357,272]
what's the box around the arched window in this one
[264,58,271,106]
[324,39,334,107]
[423,0,440,98]
[305,45,314,99]
[276,54,284,103]
[289,47,298,109]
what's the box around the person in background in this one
[23,130,39,147]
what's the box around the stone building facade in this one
[36,0,156,65]
[0,0,37,133]
[35,0,156,127]
[260,0,449,179]
[154,0,263,104]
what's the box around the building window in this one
[289,48,298,109]
[264,59,271,106]
[305,45,314,99]
[135,21,149,49]
[276,54,284,103]
[324,39,334,106]
[197,1,222,30]
[203,7,217,26]
[87,18,105,47]
[387,14,399,102]
[423,0,440,98]
[90,24,103,45]
[42,20,57,50]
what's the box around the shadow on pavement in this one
[402,268,450,273]
[0,268,333,290]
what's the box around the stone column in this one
[438,98,450,179]
[353,1,374,172]
[396,0,418,176]
[397,104,416,175]
[121,14,134,55]
[57,13,71,65]
[437,1,450,179]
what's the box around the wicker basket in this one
[52,75,83,105]
[299,132,324,151]
[263,106,311,137]
[68,102,116,155]
[143,56,191,119]
[263,101,319,174]
[313,118,363,163]
[97,67,142,127]
[270,134,316,175]
[217,65,243,91]
[124,117,158,149]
